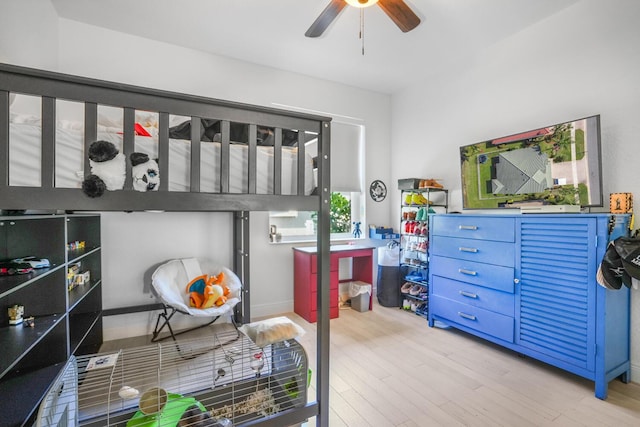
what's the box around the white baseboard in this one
[102,309,232,341]
[249,300,294,321]
[103,312,156,341]
[630,363,640,385]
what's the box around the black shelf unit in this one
[1,362,67,427]
[0,213,102,426]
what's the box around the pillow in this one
[238,316,305,348]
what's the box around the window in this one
[269,121,364,242]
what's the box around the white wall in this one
[0,4,392,340]
[0,0,59,68]
[391,0,640,382]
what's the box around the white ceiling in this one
[50,0,579,95]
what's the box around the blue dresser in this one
[428,213,630,399]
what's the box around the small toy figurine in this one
[8,304,24,325]
[352,221,362,238]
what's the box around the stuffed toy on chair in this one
[82,140,126,198]
[186,272,231,309]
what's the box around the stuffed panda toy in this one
[82,140,160,197]
[82,140,126,198]
[131,152,160,192]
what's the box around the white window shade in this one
[329,122,363,192]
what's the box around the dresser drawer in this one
[431,215,515,242]
[430,235,515,267]
[431,276,514,316]
[430,255,515,293]
[431,296,514,343]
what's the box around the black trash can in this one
[377,244,400,307]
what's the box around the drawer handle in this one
[458,268,477,276]
[459,290,478,299]
[459,225,478,230]
[459,247,478,253]
[458,312,477,321]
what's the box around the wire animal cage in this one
[66,327,308,426]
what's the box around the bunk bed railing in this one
[0,63,327,213]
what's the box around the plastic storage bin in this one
[352,292,370,312]
[339,281,372,312]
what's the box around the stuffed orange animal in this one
[186,272,230,309]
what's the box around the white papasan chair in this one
[150,258,242,342]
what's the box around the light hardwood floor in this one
[103,301,640,426]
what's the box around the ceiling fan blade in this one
[377,0,421,33]
[305,0,348,38]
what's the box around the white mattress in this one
[8,121,315,195]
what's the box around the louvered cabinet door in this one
[516,217,597,373]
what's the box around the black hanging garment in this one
[596,236,640,289]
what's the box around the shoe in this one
[414,223,422,235]
[405,272,422,281]
[415,207,425,221]
[404,194,413,205]
[412,193,429,205]
[426,179,443,188]
[401,282,412,294]
[409,285,424,296]
[416,303,428,316]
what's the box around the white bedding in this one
[8,121,315,195]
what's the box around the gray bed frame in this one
[0,62,332,427]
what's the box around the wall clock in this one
[369,180,387,202]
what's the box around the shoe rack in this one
[399,179,448,318]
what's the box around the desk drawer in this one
[431,215,515,242]
[430,255,515,293]
[308,271,339,293]
[431,276,514,316]
[431,236,515,267]
[308,306,339,323]
[310,255,339,274]
[312,287,339,310]
[431,296,514,343]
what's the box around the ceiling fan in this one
[305,0,421,38]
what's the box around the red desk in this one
[293,245,374,323]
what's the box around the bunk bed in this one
[0,62,332,427]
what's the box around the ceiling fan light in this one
[345,0,379,8]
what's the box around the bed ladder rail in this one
[234,210,250,325]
